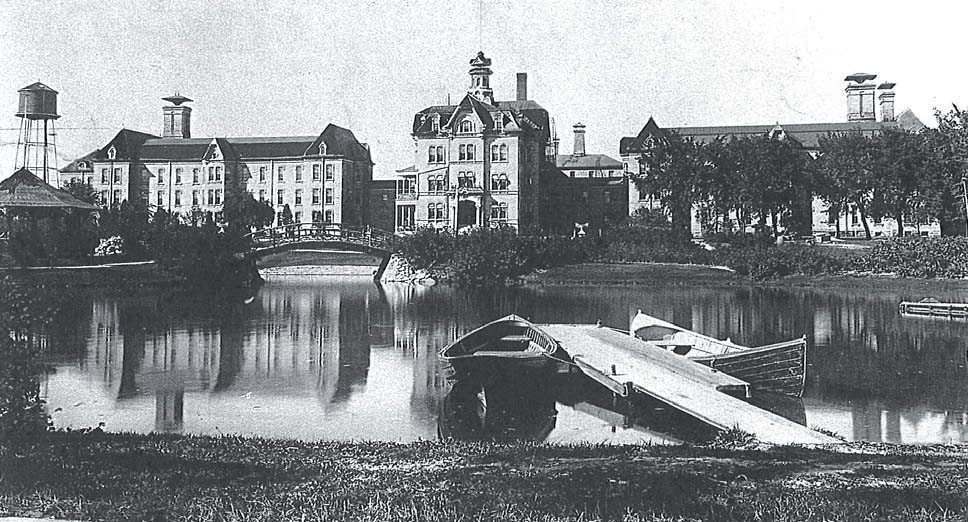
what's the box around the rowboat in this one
[630,311,807,397]
[440,314,571,382]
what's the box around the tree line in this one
[634,108,968,238]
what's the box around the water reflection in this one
[41,279,968,443]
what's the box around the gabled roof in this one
[94,129,159,161]
[85,124,372,164]
[620,113,928,154]
[60,150,98,173]
[556,153,623,170]
[0,168,98,210]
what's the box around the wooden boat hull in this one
[631,311,807,397]
[441,314,570,383]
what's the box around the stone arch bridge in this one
[242,224,395,280]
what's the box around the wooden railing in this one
[243,223,394,253]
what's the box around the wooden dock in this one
[899,300,968,318]
[538,323,838,445]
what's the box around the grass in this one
[3,432,968,521]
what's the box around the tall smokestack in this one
[516,73,527,101]
[162,93,193,138]
[844,73,877,122]
[573,122,586,157]
[878,82,896,122]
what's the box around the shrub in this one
[393,227,457,272]
[855,237,968,278]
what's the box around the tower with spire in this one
[468,51,494,105]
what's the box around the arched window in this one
[499,144,507,161]
[459,120,473,133]
[491,174,509,191]
[458,145,466,161]
[490,202,508,221]
[428,147,435,163]
[458,171,475,189]
[435,146,444,163]
[466,145,475,161]
[491,144,499,161]
[107,146,117,160]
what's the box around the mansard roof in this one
[620,112,928,154]
[85,124,372,164]
[413,95,549,137]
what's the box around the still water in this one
[40,276,968,444]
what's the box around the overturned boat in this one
[630,311,807,397]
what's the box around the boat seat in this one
[499,335,531,343]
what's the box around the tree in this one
[224,192,275,230]
[278,204,294,226]
[634,132,708,234]
[814,132,878,238]
[920,107,968,236]
[62,179,99,205]
[868,129,926,236]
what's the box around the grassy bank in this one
[2,432,968,521]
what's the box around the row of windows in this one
[257,188,335,206]
[427,144,510,164]
[258,164,337,183]
[420,203,508,222]
[156,166,221,185]
[157,189,221,207]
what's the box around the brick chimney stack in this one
[573,122,586,157]
[845,73,877,122]
[878,82,896,122]
[516,73,528,101]
[162,93,192,138]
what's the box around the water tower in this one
[14,82,60,184]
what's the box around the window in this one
[491,144,499,161]
[428,174,447,193]
[428,146,445,164]
[491,173,509,191]
[294,211,302,223]
[278,166,285,182]
[431,116,440,133]
[193,168,200,184]
[112,189,121,203]
[428,202,447,221]
[312,188,320,205]
[459,120,473,133]
[397,205,415,231]
[101,168,108,183]
[107,146,116,160]
[397,177,416,196]
[157,168,165,184]
[258,190,266,202]
[490,202,508,221]
[214,189,221,205]
[312,164,321,181]
[100,190,108,203]
[295,189,302,205]
[277,190,284,205]
[208,166,214,182]
[499,144,507,161]
[466,145,475,161]
[193,190,199,206]
[78,161,87,169]
[325,164,334,181]
[295,165,302,182]
[114,168,122,183]
[325,188,334,205]
[259,166,266,183]
[174,168,182,184]
[174,190,182,207]
[324,209,334,223]
[458,145,465,161]
[458,171,475,189]
[207,190,214,205]
[156,191,164,206]
[215,166,222,182]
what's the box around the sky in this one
[2,0,967,181]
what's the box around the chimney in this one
[573,122,586,157]
[162,93,192,138]
[844,73,877,122]
[878,82,896,122]
[516,72,528,101]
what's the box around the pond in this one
[40,275,968,444]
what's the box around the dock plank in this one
[539,324,837,445]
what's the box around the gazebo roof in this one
[0,168,98,210]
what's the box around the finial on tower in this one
[468,51,494,104]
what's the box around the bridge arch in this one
[242,224,395,280]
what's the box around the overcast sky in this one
[2,0,966,180]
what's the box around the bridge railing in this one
[243,223,395,252]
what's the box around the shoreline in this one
[2,431,967,521]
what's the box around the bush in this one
[718,245,845,280]
[855,237,968,278]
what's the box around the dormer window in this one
[77,161,87,169]
[319,142,328,155]
[107,146,117,160]
[212,149,220,160]
[431,116,440,132]
[459,120,473,134]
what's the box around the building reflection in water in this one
[41,279,968,443]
